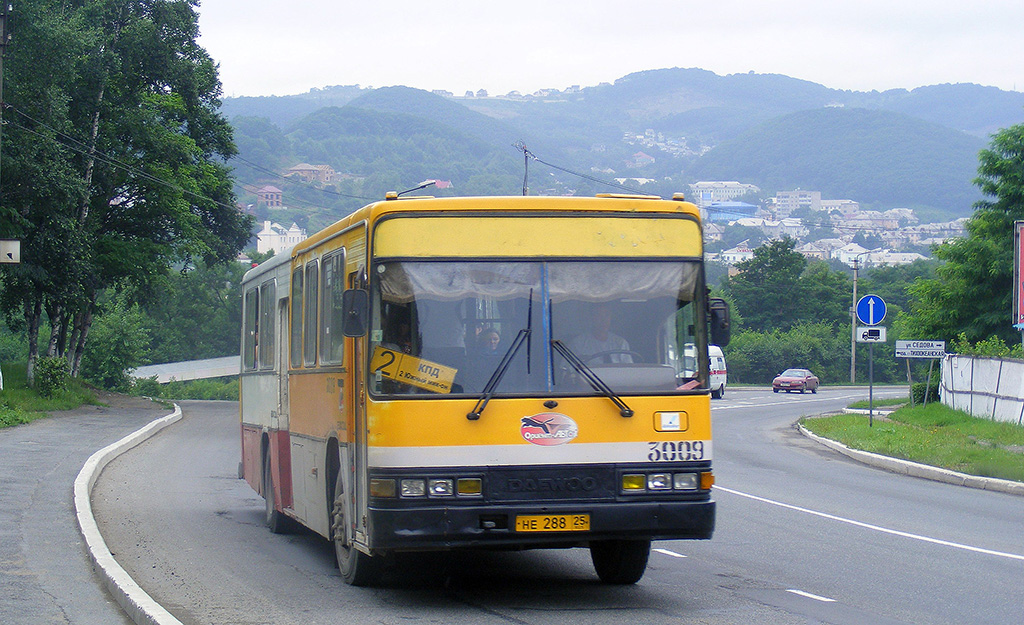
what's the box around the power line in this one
[5,105,240,212]
[513,143,645,195]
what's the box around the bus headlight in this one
[400,479,426,497]
[647,473,672,490]
[457,477,483,496]
[673,473,698,490]
[428,479,454,497]
[622,474,646,492]
[370,478,396,498]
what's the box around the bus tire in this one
[332,473,382,586]
[263,454,290,534]
[590,539,651,584]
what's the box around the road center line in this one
[715,485,1024,562]
[786,589,836,602]
[653,548,687,558]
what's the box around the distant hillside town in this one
[691,181,964,268]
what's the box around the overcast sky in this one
[196,1,1024,98]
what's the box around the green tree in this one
[81,291,151,390]
[903,124,1024,344]
[722,238,809,332]
[0,0,252,385]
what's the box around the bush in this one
[912,380,941,404]
[34,356,70,398]
[82,295,151,391]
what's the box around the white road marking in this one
[653,548,687,558]
[786,589,836,602]
[712,394,869,411]
[715,485,1024,562]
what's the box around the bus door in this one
[347,270,369,547]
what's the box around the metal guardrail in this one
[130,356,239,383]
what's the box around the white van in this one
[709,345,727,399]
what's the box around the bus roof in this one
[292,194,701,257]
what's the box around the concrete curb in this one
[74,404,185,625]
[797,422,1024,497]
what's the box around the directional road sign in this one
[856,294,886,326]
[895,340,945,359]
[857,326,887,343]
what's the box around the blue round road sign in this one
[856,294,886,326]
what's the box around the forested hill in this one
[690,108,986,221]
[226,67,1024,227]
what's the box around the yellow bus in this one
[240,193,730,586]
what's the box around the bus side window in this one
[290,268,303,368]
[244,287,258,370]
[259,281,276,369]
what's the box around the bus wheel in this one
[590,539,651,584]
[263,454,290,534]
[332,473,381,586]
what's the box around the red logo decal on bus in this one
[520,413,578,446]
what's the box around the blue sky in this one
[197,1,1024,97]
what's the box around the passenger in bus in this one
[568,303,633,363]
[476,327,501,353]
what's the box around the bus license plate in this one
[515,514,590,532]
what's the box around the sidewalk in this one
[0,393,167,625]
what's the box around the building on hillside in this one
[626,151,656,168]
[774,190,821,217]
[821,199,860,217]
[796,241,830,261]
[721,239,756,265]
[286,163,336,184]
[256,220,307,255]
[256,185,283,208]
[689,181,760,208]
[833,242,872,266]
[706,201,759,222]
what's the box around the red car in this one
[772,368,819,393]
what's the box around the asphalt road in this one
[88,390,1024,625]
[0,394,169,625]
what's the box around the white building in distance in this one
[256,220,307,255]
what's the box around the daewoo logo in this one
[520,413,578,446]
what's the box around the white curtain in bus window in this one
[378,262,541,302]
[547,262,699,301]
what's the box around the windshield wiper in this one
[466,328,530,420]
[550,340,634,418]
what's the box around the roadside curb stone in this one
[797,422,1024,497]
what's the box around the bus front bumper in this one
[366,499,715,551]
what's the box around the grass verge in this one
[0,362,99,429]
[801,403,1024,483]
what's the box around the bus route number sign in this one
[370,346,457,394]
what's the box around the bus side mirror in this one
[341,289,369,337]
[709,298,731,347]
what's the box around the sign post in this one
[856,295,887,426]
[895,340,946,407]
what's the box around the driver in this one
[567,303,633,363]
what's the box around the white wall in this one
[942,354,1024,425]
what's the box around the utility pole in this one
[850,257,858,383]
[0,3,11,191]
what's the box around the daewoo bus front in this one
[339,195,726,585]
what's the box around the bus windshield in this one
[370,260,706,397]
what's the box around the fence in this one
[941,354,1024,425]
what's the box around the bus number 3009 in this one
[647,440,705,462]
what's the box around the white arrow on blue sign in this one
[856,294,886,326]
